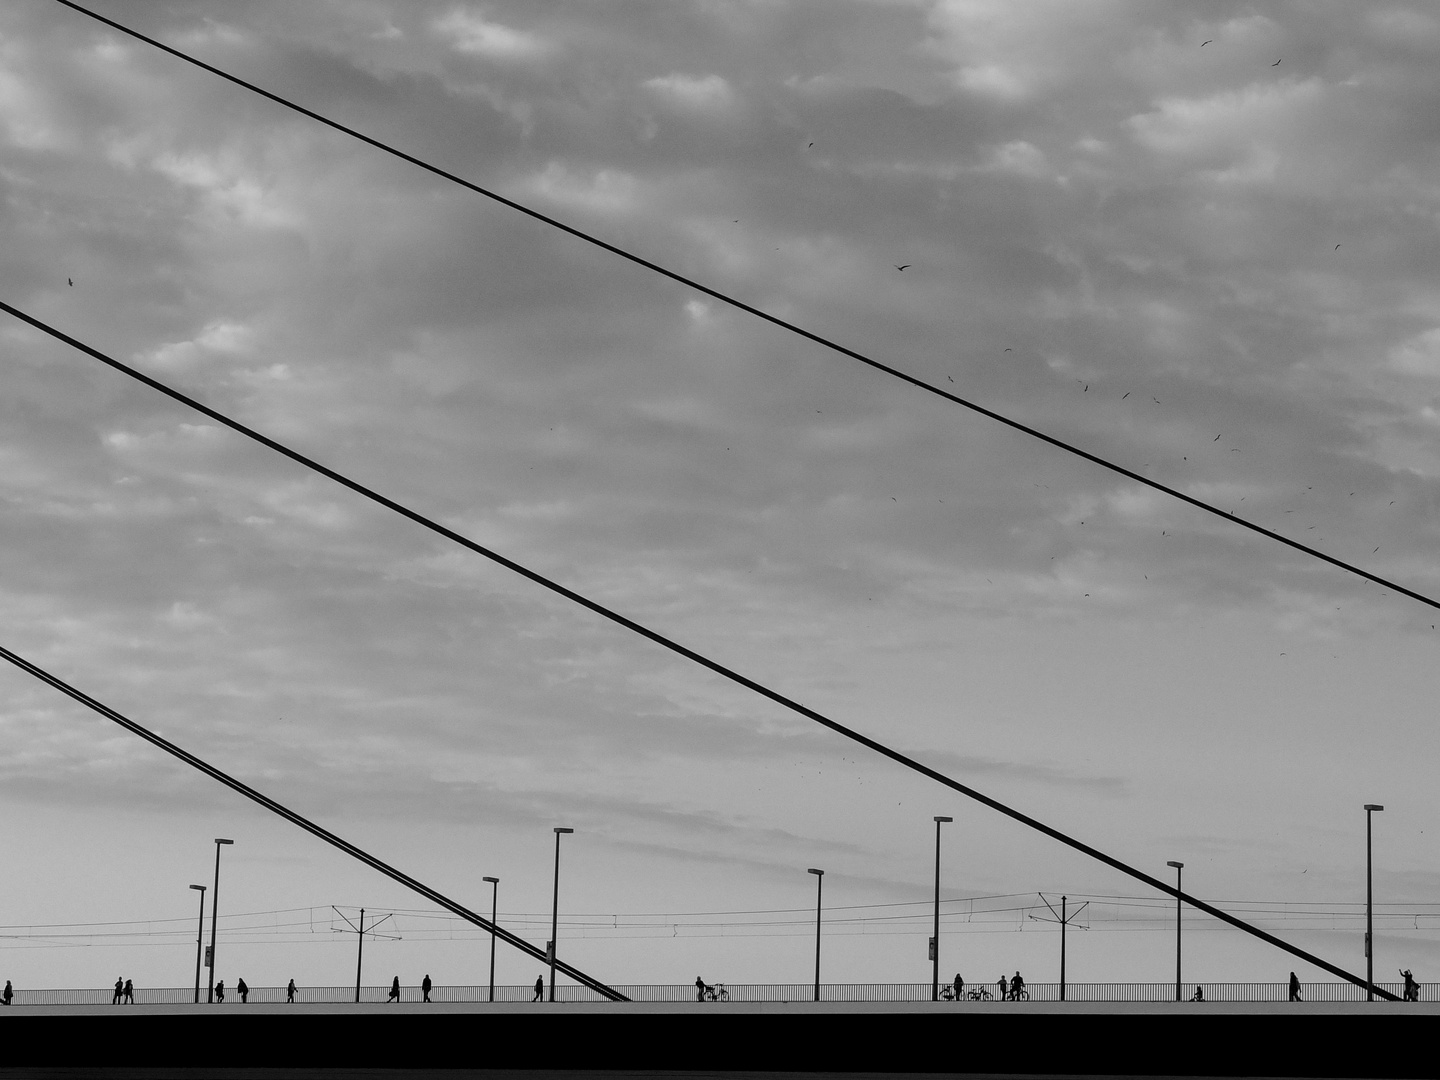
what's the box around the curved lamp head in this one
[807,868,824,877]
[1364,804,1384,812]
[483,876,499,884]
[1167,861,1184,870]
[189,884,206,892]
[554,827,574,835]
[934,816,953,824]
[215,838,234,846]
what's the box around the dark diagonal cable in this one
[0,302,1398,999]
[0,640,628,1001]
[51,0,1440,616]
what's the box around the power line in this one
[0,640,627,1002]
[0,306,1398,1000]
[48,0,1440,618]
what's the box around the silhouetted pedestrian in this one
[953,973,963,1000]
[237,977,249,1003]
[1401,969,1419,1001]
[123,978,134,1004]
[1011,971,1025,1000]
[3,980,12,1005]
[112,977,123,1005]
[388,976,400,1002]
[422,974,432,1003]
[696,975,707,1002]
[215,980,225,1003]
[997,974,1008,1001]
[532,976,543,1002]
[1288,972,1301,1001]
[287,978,296,1004]
[1191,986,1204,1001]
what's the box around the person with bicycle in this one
[1400,969,1419,1002]
[1010,971,1026,1000]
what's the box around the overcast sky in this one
[1,0,1439,994]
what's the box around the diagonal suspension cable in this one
[0,639,628,1001]
[0,300,1398,999]
[50,0,1440,616]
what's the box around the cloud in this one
[433,8,551,61]
[643,72,736,113]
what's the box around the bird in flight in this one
[1004,347,1013,352]
[1121,392,1130,400]
[1335,244,1341,250]
[1201,39,1213,46]
[947,375,954,382]
[1272,59,1281,66]
[894,264,911,271]
[67,278,73,286]
[1214,434,1221,441]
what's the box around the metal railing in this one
[2,980,1428,1005]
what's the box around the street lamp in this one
[206,839,233,1003]
[483,876,499,1003]
[1365,804,1383,1001]
[549,828,573,1003]
[188,885,206,1004]
[1167,861,1184,1002]
[808,868,824,1002]
[931,817,953,1001]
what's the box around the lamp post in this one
[1364,804,1383,1001]
[1167,861,1184,1002]
[808,868,824,1002]
[549,828,573,1003]
[188,884,206,1004]
[931,816,952,1001]
[207,838,233,1003]
[483,876,499,1003]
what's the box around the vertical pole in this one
[1366,810,1374,1001]
[808,868,824,1002]
[1175,866,1182,1001]
[550,829,572,1002]
[485,877,499,1004]
[932,818,942,1001]
[355,908,365,1003]
[191,886,206,1004]
[1167,861,1184,1002]
[1060,895,1067,1002]
[207,844,222,1003]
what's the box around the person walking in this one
[112,977,123,1005]
[388,976,401,1003]
[122,978,134,1004]
[532,976,544,1002]
[236,977,249,1004]
[1288,972,1302,1002]
[3,980,12,1005]
[214,980,225,1004]
[422,974,432,1003]
[952,973,963,1000]
[286,978,296,1004]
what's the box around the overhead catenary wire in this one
[47,0,1440,618]
[0,640,628,1002]
[0,305,1400,1001]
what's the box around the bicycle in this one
[965,986,992,1001]
[703,983,729,1002]
[1011,987,1030,1001]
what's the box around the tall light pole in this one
[1365,804,1383,1001]
[549,828,573,1003]
[207,838,233,1003]
[188,884,206,1004]
[808,868,824,1002]
[483,876,499,1003]
[931,816,952,1001]
[1167,861,1184,1002]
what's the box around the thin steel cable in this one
[0,301,1398,1000]
[0,640,628,1002]
[49,0,1440,616]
